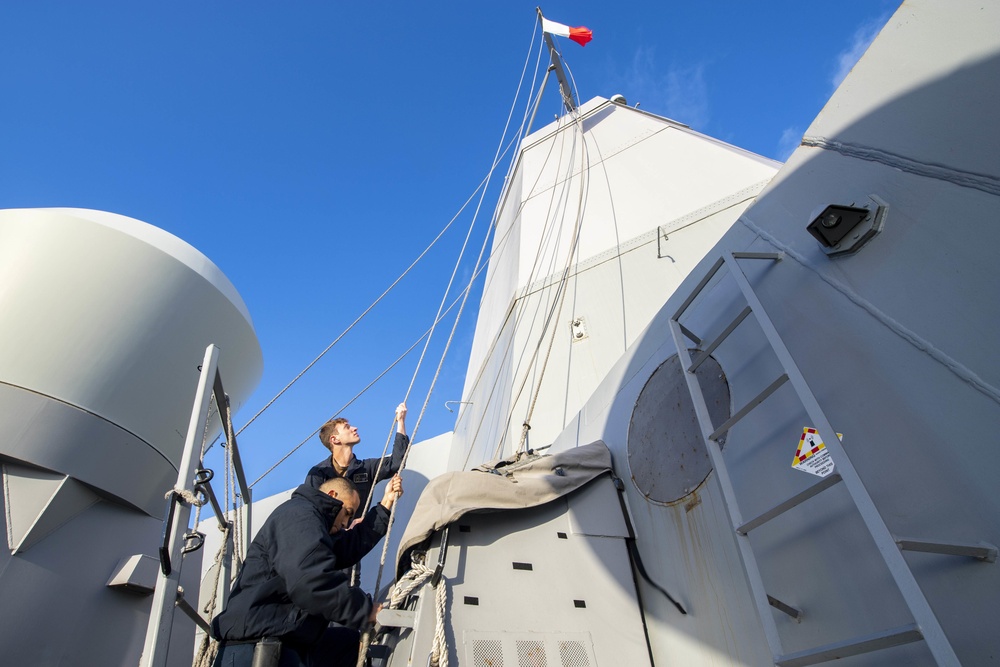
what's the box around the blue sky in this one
[0,1,899,500]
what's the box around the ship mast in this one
[536,7,577,114]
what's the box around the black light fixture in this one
[807,204,869,247]
[806,197,886,257]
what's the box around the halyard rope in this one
[356,17,544,667]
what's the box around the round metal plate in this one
[627,353,730,504]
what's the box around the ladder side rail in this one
[724,254,961,666]
[140,344,223,667]
[673,256,727,321]
[213,371,253,554]
[668,318,787,661]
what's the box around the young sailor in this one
[211,474,403,667]
[305,402,409,512]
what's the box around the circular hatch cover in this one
[627,353,730,504]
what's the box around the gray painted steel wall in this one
[441,1,999,664]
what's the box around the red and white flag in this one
[541,17,593,47]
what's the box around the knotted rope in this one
[385,561,449,667]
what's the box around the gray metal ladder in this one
[139,344,253,667]
[667,251,978,667]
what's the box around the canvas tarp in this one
[395,441,613,578]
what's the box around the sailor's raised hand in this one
[395,402,407,435]
[380,474,403,510]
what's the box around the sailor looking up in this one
[211,474,403,667]
[305,402,409,517]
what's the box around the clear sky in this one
[0,1,900,500]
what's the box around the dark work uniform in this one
[305,432,409,508]
[211,484,390,667]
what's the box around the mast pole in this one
[536,7,578,113]
[525,64,555,136]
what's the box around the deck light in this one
[806,197,886,256]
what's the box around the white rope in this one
[192,521,232,667]
[249,283,467,488]
[385,563,449,667]
[225,405,246,569]
[516,115,590,453]
[233,174,495,442]
[357,18,544,667]
[484,110,588,460]
[388,562,434,608]
[458,86,584,469]
[486,115,580,460]
[430,577,449,667]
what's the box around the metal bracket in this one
[181,531,205,555]
[430,526,450,587]
[158,492,178,576]
[896,537,998,563]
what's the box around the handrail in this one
[139,344,252,667]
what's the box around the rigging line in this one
[344,32,546,507]
[516,114,590,453]
[365,13,543,507]
[363,30,547,487]
[495,36,548,195]
[251,222,516,490]
[495,114,585,458]
[234,160,507,441]
[486,159,575,460]
[248,284,469,488]
[587,122,629,351]
[353,42,549,472]
[485,119,576,460]
[475,115,581,462]
[358,21,544,667]
[453,108,582,467]
[397,22,540,409]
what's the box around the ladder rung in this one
[674,256,726,320]
[896,537,998,562]
[678,321,703,346]
[767,594,802,621]
[689,306,752,373]
[709,374,788,441]
[732,251,783,260]
[376,608,416,629]
[175,586,212,634]
[737,474,842,535]
[775,623,923,667]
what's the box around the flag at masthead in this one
[541,17,593,47]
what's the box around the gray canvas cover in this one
[396,441,613,577]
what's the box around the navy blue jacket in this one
[305,432,409,508]
[211,484,390,643]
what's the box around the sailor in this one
[211,474,403,667]
[305,402,409,514]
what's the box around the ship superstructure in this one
[2,2,998,666]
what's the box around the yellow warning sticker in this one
[791,427,841,478]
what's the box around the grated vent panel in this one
[558,641,591,667]
[473,639,504,667]
[517,640,547,667]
